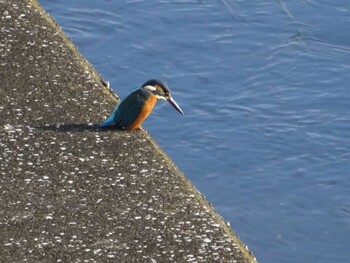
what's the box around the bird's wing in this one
[113,90,146,129]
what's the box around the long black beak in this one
[167,96,184,115]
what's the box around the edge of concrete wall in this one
[28,0,119,103]
[1,0,257,261]
[29,0,257,260]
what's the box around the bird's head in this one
[141,79,184,115]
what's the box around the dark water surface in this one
[39,1,350,262]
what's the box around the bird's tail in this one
[99,111,117,128]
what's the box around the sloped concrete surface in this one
[0,0,257,262]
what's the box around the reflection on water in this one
[40,1,350,262]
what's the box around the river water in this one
[39,1,350,262]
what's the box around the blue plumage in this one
[99,89,148,129]
[99,79,183,130]
[99,105,119,127]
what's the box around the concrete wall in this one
[0,0,257,262]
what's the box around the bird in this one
[99,79,184,130]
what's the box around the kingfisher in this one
[99,79,184,130]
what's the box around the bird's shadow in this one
[37,123,126,133]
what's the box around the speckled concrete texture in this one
[0,0,257,262]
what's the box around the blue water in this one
[39,1,350,262]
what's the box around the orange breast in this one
[127,94,157,130]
